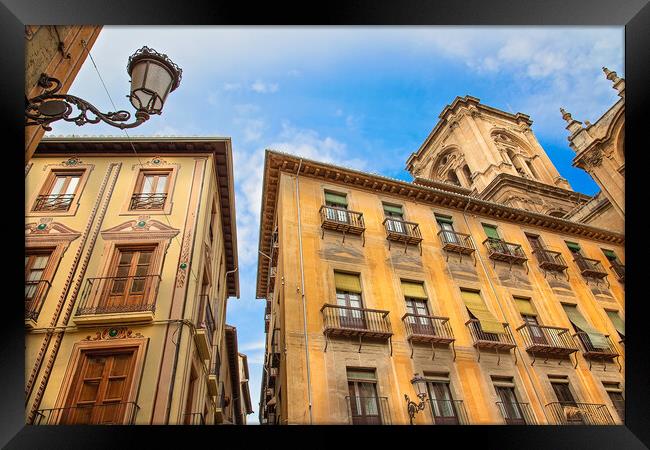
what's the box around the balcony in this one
[32,194,75,212]
[516,323,578,358]
[319,205,365,244]
[215,382,226,424]
[74,275,161,326]
[346,396,391,425]
[183,412,206,425]
[532,248,568,273]
[573,332,619,362]
[25,279,51,327]
[194,296,216,360]
[573,256,608,280]
[207,347,221,396]
[33,402,140,425]
[610,261,625,283]
[382,218,423,252]
[483,238,528,265]
[321,304,393,340]
[545,402,615,425]
[465,319,517,352]
[496,401,537,425]
[129,192,167,210]
[269,329,281,369]
[402,314,455,346]
[437,230,475,256]
[429,399,470,425]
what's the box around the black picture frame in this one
[3,1,649,448]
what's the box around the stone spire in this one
[560,107,584,136]
[602,66,625,98]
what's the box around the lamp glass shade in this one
[411,375,427,396]
[129,59,174,114]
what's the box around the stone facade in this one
[25,137,247,425]
[257,96,625,425]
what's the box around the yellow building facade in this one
[25,136,246,425]
[257,96,625,425]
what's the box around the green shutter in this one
[514,297,537,316]
[562,304,609,349]
[482,224,500,240]
[565,241,581,252]
[325,192,348,206]
[383,204,403,215]
[602,249,618,260]
[435,214,454,225]
[334,272,362,293]
[605,311,625,337]
[461,290,505,335]
[401,281,427,299]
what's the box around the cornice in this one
[256,150,624,299]
[478,173,591,205]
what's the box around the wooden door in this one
[348,381,381,425]
[103,248,154,312]
[336,291,366,330]
[439,221,459,244]
[522,314,548,346]
[62,350,136,424]
[551,383,584,424]
[496,386,525,424]
[25,250,52,312]
[427,382,458,424]
[405,298,434,336]
[384,211,405,234]
[527,235,550,263]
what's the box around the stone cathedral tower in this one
[405,95,590,217]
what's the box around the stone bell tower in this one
[405,95,590,217]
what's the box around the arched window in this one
[462,165,472,185]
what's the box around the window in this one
[61,349,137,424]
[383,203,405,234]
[436,214,458,244]
[460,289,504,338]
[334,272,364,329]
[602,382,624,422]
[184,367,199,424]
[561,304,609,351]
[446,170,461,186]
[492,376,526,425]
[25,248,53,320]
[101,247,156,313]
[565,241,582,256]
[424,373,459,424]
[402,281,433,335]
[130,170,171,210]
[482,224,500,240]
[33,170,83,211]
[602,249,619,263]
[324,191,349,223]
[549,376,583,424]
[347,368,382,425]
[605,310,625,342]
[514,297,547,345]
[462,165,472,185]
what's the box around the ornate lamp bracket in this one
[404,393,428,425]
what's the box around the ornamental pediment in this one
[101,216,180,241]
[25,219,81,243]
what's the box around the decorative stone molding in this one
[61,156,83,166]
[100,218,180,241]
[25,219,81,244]
[83,327,145,341]
[131,155,175,170]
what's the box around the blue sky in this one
[47,26,624,423]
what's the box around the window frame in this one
[27,166,92,217]
[120,162,179,216]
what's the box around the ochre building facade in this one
[25,136,249,425]
[257,74,625,425]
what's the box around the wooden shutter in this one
[334,272,362,293]
[561,304,609,348]
[482,224,500,240]
[324,192,348,206]
[514,297,537,316]
[605,310,625,337]
[461,290,504,335]
[401,281,427,299]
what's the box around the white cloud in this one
[223,82,242,91]
[250,80,279,94]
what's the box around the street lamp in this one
[25,46,182,131]
[405,373,429,425]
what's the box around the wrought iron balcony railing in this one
[76,274,161,316]
[437,230,475,255]
[346,396,391,425]
[319,205,365,241]
[610,261,625,282]
[465,319,517,351]
[429,399,470,425]
[532,248,568,272]
[197,295,216,346]
[183,412,206,425]
[545,402,615,425]
[25,279,52,322]
[516,323,578,357]
[483,238,528,265]
[321,304,393,339]
[573,256,608,279]
[129,192,167,210]
[33,402,140,425]
[32,194,75,211]
[495,401,537,425]
[382,218,423,246]
[402,314,455,345]
[573,332,618,360]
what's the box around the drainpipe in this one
[460,198,549,424]
[295,158,314,424]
